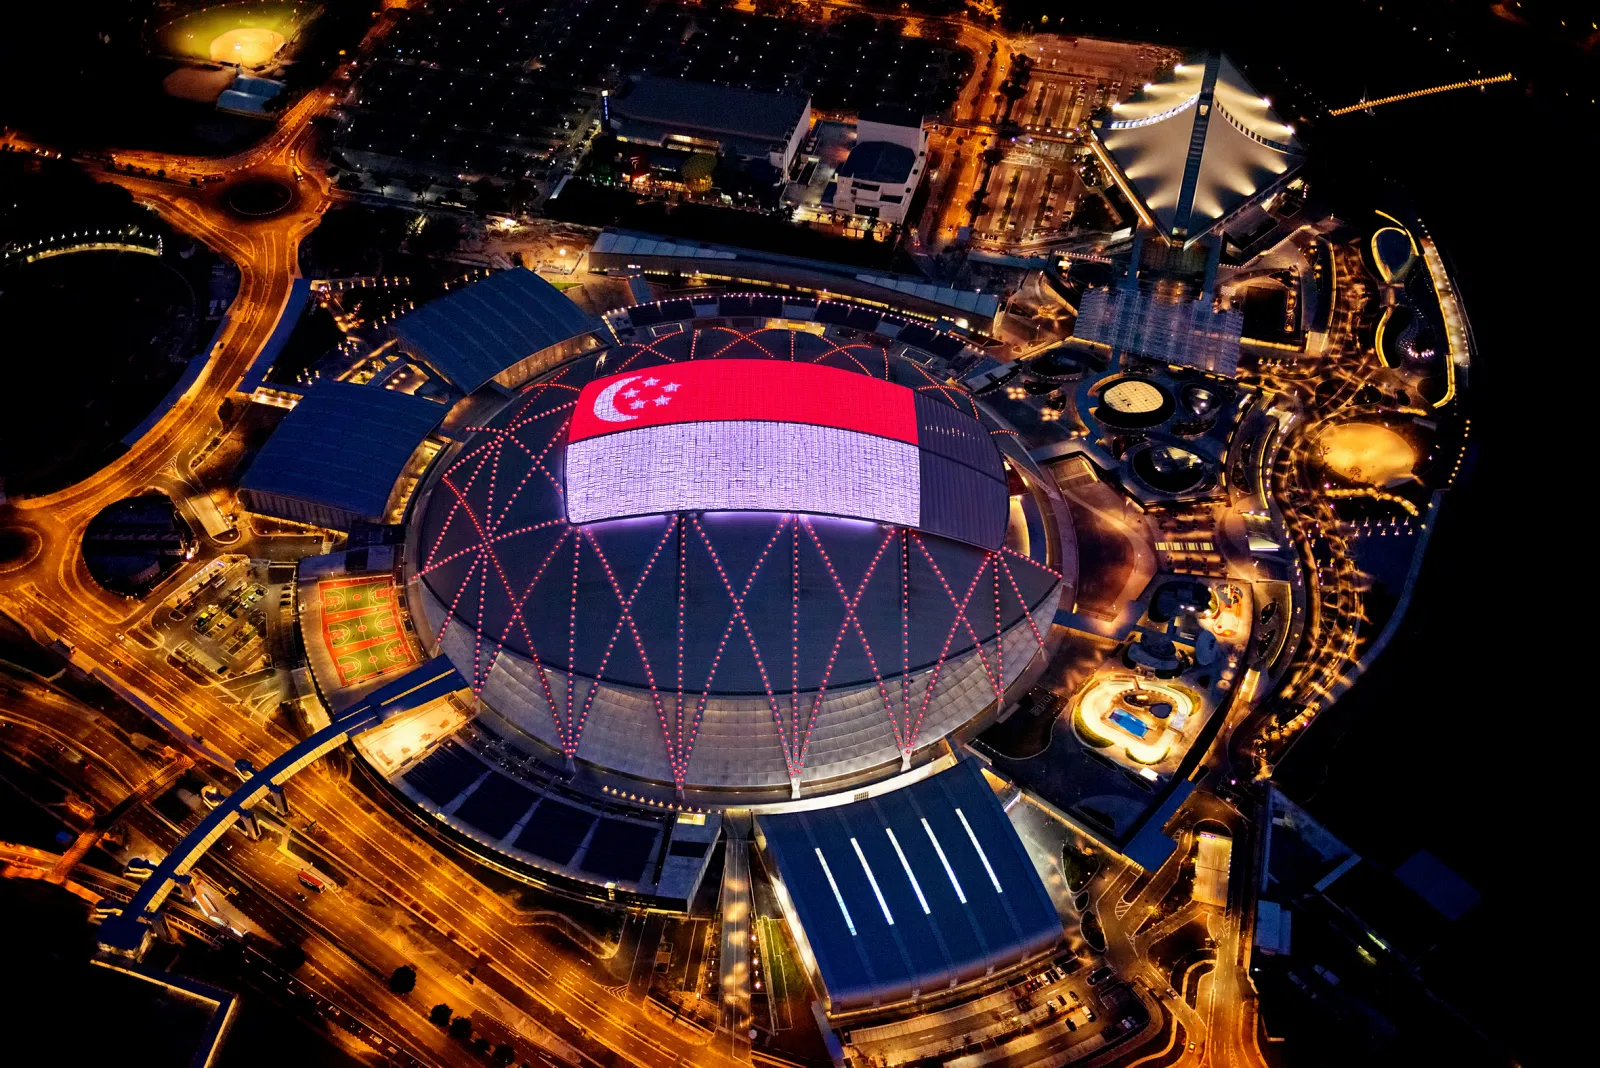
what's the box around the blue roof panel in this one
[241,380,446,522]
[760,759,1060,1012]
[392,269,600,394]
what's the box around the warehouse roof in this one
[611,74,809,144]
[241,381,445,523]
[760,759,1060,1012]
[392,269,601,395]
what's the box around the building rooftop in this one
[1096,52,1303,244]
[758,759,1060,1012]
[838,140,916,185]
[391,268,601,395]
[611,74,809,145]
[240,381,445,524]
[859,104,923,129]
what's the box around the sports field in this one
[319,575,416,687]
[155,3,314,67]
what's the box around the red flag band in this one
[568,359,919,445]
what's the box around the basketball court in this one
[319,575,416,686]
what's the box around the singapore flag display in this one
[565,359,924,529]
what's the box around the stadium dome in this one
[406,323,1069,801]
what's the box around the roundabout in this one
[224,177,293,218]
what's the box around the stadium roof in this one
[391,269,602,395]
[759,759,1060,1012]
[241,381,445,524]
[1095,53,1303,244]
[838,141,916,185]
[611,75,809,145]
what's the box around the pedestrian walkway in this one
[717,811,754,1062]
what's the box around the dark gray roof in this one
[838,140,916,185]
[859,104,923,129]
[612,74,809,144]
[392,269,601,394]
[759,759,1060,1011]
[241,381,445,522]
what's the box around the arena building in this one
[406,306,1071,807]
[256,269,1071,920]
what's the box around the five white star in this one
[653,395,672,406]
[662,382,680,393]
[629,399,646,410]
[621,388,639,398]
[643,377,659,386]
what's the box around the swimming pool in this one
[1108,708,1150,739]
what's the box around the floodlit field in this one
[1318,423,1415,486]
[155,2,314,68]
[319,575,416,686]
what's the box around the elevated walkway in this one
[98,657,463,957]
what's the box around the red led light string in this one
[689,515,797,778]
[900,528,911,743]
[790,517,800,770]
[484,525,574,718]
[581,522,680,775]
[912,533,1000,698]
[423,447,496,568]
[433,549,485,648]
[907,358,979,417]
[811,341,875,378]
[801,519,902,751]
[676,516,687,771]
[997,543,1063,580]
[564,536,581,751]
[414,517,567,578]
[995,553,1050,654]
[993,556,1004,693]
[505,397,577,434]
[906,534,995,750]
[435,462,555,692]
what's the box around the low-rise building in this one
[608,74,812,177]
[829,106,929,226]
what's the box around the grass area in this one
[1061,845,1099,893]
[319,575,415,686]
[1081,909,1106,952]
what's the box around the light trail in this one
[1328,73,1513,116]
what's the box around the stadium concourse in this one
[237,269,1072,998]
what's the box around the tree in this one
[471,1036,491,1057]
[389,965,417,995]
[448,1016,473,1041]
[492,1044,516,1066]
[429,1003,453,1026]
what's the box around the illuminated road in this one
[2,76,743,1068]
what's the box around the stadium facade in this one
[406,320,1068,806]
[247,270,1071,979]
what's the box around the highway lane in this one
[3,580,739,1067]
[1,675,694,1068]
[3,109,742,1068]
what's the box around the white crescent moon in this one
[592,376,641,423]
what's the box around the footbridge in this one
[97,657,464,957]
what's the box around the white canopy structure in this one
[1094,53,1303,246]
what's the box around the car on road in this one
[1088,966,1113,987]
